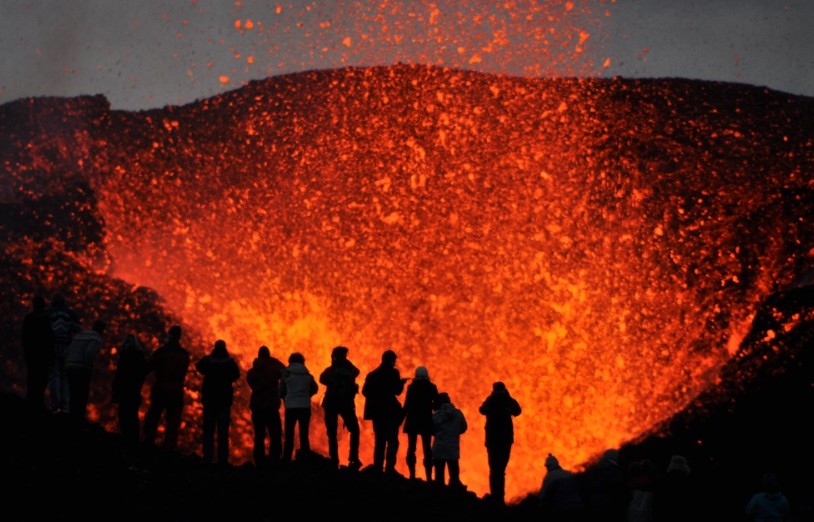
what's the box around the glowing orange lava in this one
[83,64,813,501]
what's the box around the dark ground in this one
[3,281,813,522]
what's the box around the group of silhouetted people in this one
[20,292,526,505]
[24,292,806,517]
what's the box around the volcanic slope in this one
[1,65,813,503]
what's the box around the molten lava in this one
[1,66,812,502]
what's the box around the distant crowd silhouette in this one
[19,291,814,519]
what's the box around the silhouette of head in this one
[212,339,228,357]
[438,392,450,405]
[289,352,305,364]
[168,325,182,341]
[332,346,349,361]
[493,381,506,392]
[415,366,429,380]
[258,345,270,358]
[382,349,397,365]
[545,453,560,469]
[763,472,780,493]
[602,449,620,466]
[121,333,143,353]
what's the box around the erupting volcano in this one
[1,64,813,502]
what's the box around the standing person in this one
[64,319,106,423]
[246,345,286,469]
[143,325,190,451]
[195,339,241,465]
[431,391,468,489]
[21,294,55,412]
[47,292,81,414]
[362,349,407,474]
[280,352,318,463]
[65,319,107,421]
[654,454,696,522]
[318,345,362,470]
[111,333,148,444]
[745,472,792,522]
[537,453,586,521]
[479,381,522,505]
[580,449,628,522]
[626,459,657,522]
[402,365,439,481]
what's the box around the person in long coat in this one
[143,325,190,450]
[111,333,148,443]
[195,339,241,465]
[246,345,286,468]
[402,365,439,480]
[479,381,522,505]
[21,294,55,412]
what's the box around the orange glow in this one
[6,1,809,505]
[72,63,809,502]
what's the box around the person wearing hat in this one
[362,349,407,474]
[143,325,191,450]
[319,346,363,470]
[402,365,439,480]
[656,454,700,522]
[479,381,522,505]
[537,453,585,520]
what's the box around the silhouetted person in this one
[402,365,439,481]
[47,292,81,413]
[626,459,657,522]
[143,325,190,450]
[362,349,407,474]
[319,345,362,470]
[280,352,318,463]
[246,345,286,468]
[195,339,240,465]
[537,453,585,522]
[111,333,148,444]
[431,391,467,489]
[21,294,55,412]
[479,381,522,505]
[65,319,106,423]
[745,472,791,522]
[653,454,695,522]
[580,449,628,522]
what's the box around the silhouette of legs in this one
[487,444,511,504]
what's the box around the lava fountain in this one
[48,65,805,501]
[1,66,812,502]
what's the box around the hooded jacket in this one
[479,386,522,448]
[196,347,240,409]
[247,353,286,412]
[431,401,467,460]
[281,362,318,409]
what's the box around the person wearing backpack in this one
[318,345,362,470]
